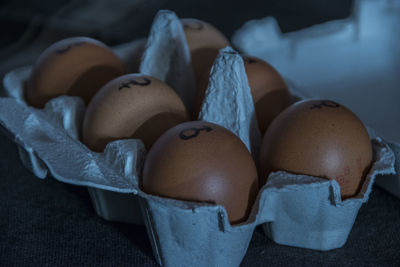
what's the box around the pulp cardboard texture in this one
[0,9,396,267]
[376,142,400,198]
[232,0,400,199]
[139,11,195,113]
[198,48,261,158]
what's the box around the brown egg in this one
[142,121,259,224]
[242,56,292,134]
[259,99,373,199]
[181,18,230,116]
[26,37,125,108]
[82,74,189,152]
[181,19,229,53]
[192,55,292,131]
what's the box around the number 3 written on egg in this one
[179,126,213,140]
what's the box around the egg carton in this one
[232,0,400,199]
[0,10,396,267]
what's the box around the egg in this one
[26,37,125,108]
[181,18,230,113]
[242,56,292,134]
[190,48,219,115]
[181,18,229,53]
[82,74,189,152]
[142,121,259,224]
[192,55,292,132]
[259,99,373,199]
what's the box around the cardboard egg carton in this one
[0,9,396,267]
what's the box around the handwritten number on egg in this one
[55,41,85,54]
[310,100,340,110]
[179,126,213,140]
[118,78,151,90]
[183,21,204,30]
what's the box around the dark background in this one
[1,0,399,266]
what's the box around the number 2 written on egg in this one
[118,78,151,90]
[310,100,340,110]
[179,126,213,140]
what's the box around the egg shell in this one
[142,121,259,224]
[121,39,146,74]
[82,74,189,152]
[181,18,230,53]
[242,55,292,134]
[181,18,230,115]
[190,48,219,116]
[259,99,373,198]
[26,37,125,108]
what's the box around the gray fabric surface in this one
[1,0,399,266]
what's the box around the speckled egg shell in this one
[259,99,373,199]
